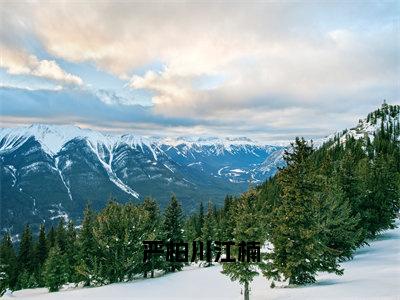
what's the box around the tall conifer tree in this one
[162,195,184,272]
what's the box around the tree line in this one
[1,103,399,300]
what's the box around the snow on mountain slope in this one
[0,124,286,234]
[0,124,280,157]
[0,124,111,155]
[4,221,399,300]
[316,103,400,147]
[257,148,286,175]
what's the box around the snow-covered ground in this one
[3,222,400,300]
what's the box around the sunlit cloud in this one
[0,1,399,140]
[0,45,83,86]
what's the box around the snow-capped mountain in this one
[321,102,400,146]
[0,124,284,234]
[2,103,397,234]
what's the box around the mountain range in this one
[2,103,398,235]
[0,125,285,234]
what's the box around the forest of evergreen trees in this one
[1,104,399,299]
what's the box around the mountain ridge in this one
[0,124,285,234]
[1,103,398,235]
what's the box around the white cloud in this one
[0,46,83,86]
[1,1,399,139]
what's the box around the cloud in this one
[0,46,83,86]
[0,86,206,135]
[1,1,399,140]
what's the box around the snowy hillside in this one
[0,124,285,234]
[3,221,399,300]
[0,124,280,157]
[319,102,400,146]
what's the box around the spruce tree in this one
[220,195,236,241]
[35,224,48,267]
[47,227,56,249]
[91,201,150,283]
[222,189,267,300]
[65,221,78,282]
[76,204,97,286]
[142,197,163,278]
[0,260,8,296]
[338,150,367,246]
[162,195,184,272]
[56,218,67,253]
[195,202,204,239]
[183,216,198,262]
[17,224,34,288]
[266,138,341,285]
[202,202,216,267]
[34,224,48,286]
[0,233,17,292]
[314,174,363,261]
[356,154,400,237]
[17,270,33,289]
[43,245,68,292]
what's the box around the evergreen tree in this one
[266,138,341,285]
[220,195,236,241]
[222,189,267,300]
[17,224,34,288]
[47,227,56,249]
[65,221,78,282]
[34,224,48,286]
[35,224,48,267]
[356,154,400,237]
[76,204,97,286]
[202,202,216,266]
[17,270,36,290]
[0,233,17,292]
[314,174,363,261]
[92,201,150,283]
[43,245,68,292]
[162,195,184,272]
[195,202,204,239]
[56,218,67,253]
[141,197,163,278]
[0,260,8,296]
[183,215,198,262]
[202,202,215,241]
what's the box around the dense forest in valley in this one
[1,103,399,299]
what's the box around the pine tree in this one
[76,204,97,286]
[34,224,48,286]
[17,224,34,288]
[183,215,198,262]
[43,245,68,292]
[91,201,150,283]
[56,218,67,253]
[17,270,33,289]
[202,202,215,241]
[220,195,236,241]
[65,221,78,282]
[142,197,163,278]
[122,203,151,280]
[0,233,17,292]
[266,138,339,285]
[47,227,56,249]
[314,173,363,261]
[195,202,204,239]
[35,224,48,268]
[162,195,184,272]
[0,261,8,296]
[222,189,267,300]
[202,202,216,267]
[356,154,400,237]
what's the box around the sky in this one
[0,1,399,142]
